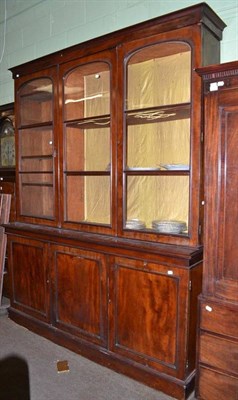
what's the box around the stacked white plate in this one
[152,219,187,233]
[125,219,146,230]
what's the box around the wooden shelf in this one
[126,104,190,125]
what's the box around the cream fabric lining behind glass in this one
[126,48,191,227]
[84,68,110,223]
[127,175,189,227]
[127,119,190,168]
[69,47,191,226]
[127,51,191,108]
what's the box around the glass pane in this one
[21,184,54,218]
[65,175,110,224]
[126,175,189,233]
[19,78,53,125]
[21,173,53,185]
[21,158,53,172]
[65,124,110,171]
[126,42,191,110]
[127,118,190,170]
[20,128,53,157]
[19,127,54,172]
[64,62,110,120]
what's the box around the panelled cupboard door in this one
[202,77,238,303]
[14,67,59,227]
[51,245,108,347]
[109,256,191,379]
[58,49,117,235]
[7,235,51,322]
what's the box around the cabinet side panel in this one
[202,27,221,66]
[187,263,202,373]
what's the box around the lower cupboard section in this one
[7,233,203,400]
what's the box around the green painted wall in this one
[0,0,237,105]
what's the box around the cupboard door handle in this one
[205,305,212,312]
